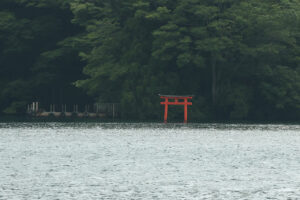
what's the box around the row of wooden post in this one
[46,104,113,113]
[27,102,117,119]
[28,102,39,113]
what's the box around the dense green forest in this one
[1,0,300,121]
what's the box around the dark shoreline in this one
[0,115,299,125]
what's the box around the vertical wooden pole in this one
[184,98,188,123]
[112,104,115,120]
[164,98,168,123]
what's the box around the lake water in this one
[0,123,299,200]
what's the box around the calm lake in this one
[0,123,299,199]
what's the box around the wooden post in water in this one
[33,102,36,113]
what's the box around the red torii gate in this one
[159,95,193,123]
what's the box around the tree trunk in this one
[211,56,217,105]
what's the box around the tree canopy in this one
[1,0,300,121]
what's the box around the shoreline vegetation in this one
[1,1,300,121]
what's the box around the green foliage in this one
[1,0,300,121]
[0,0,89,114]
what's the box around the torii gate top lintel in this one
[159,94,193,123]
[159,94,194,98]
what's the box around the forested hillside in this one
[1,0,300,121]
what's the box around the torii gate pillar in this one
[159,95,193,123]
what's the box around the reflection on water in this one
[0,123,299,199]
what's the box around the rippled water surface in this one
[0,123,300,200]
